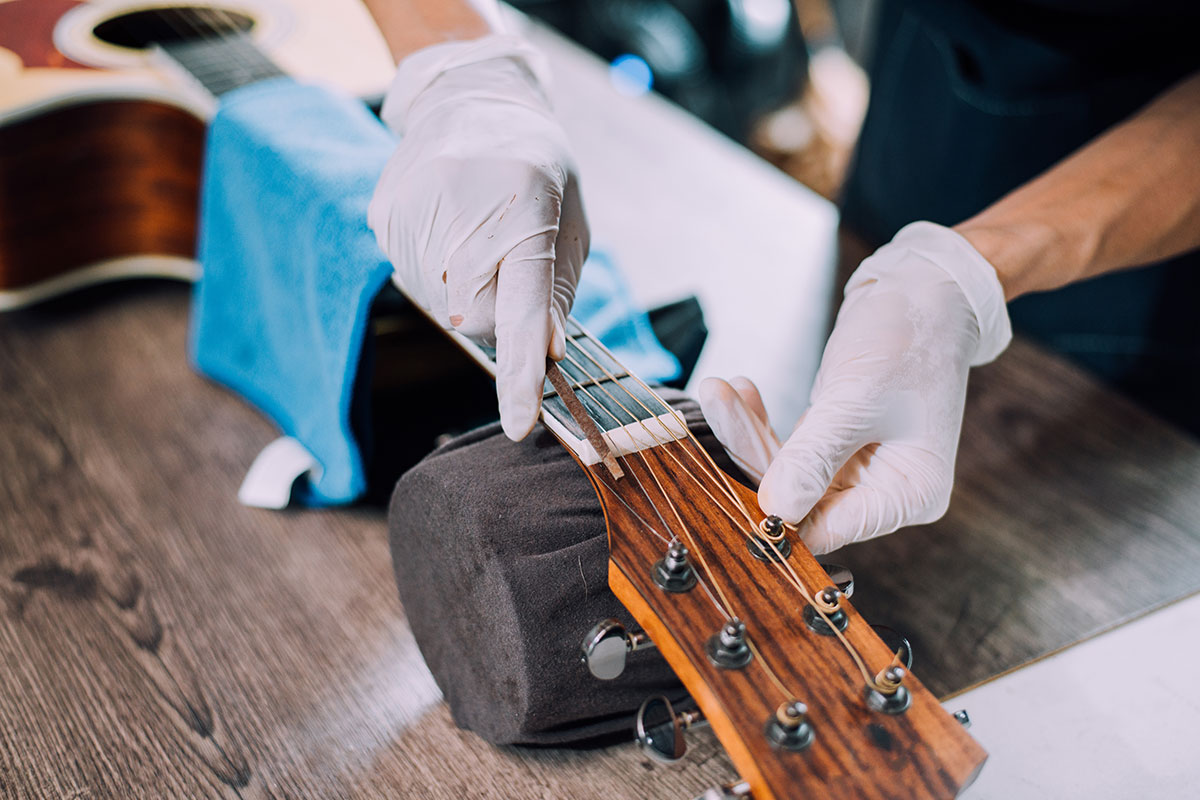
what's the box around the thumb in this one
[757,404,871,524]
[798,486,906,555]
[798,447,952,554]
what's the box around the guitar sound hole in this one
[93,6,254,49]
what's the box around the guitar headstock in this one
[585,434,986,799]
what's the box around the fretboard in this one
[160,33,285,97]
[454,319,688,468]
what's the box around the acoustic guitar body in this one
[0,0,394,310]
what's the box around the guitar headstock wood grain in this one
[584,431,986,799]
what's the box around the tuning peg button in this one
[580,619,655,680]
[871,624,914,669]
[636,695,705,763]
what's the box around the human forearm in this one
[361,0,503,62]
[956,71,1200,301]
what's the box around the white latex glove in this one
[368,35,589,440]
[700,222,1012,554]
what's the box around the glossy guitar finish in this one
[0,0,394,310]
[0,97,205,306]
[584,426,987,798]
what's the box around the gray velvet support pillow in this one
[388,392,746,745]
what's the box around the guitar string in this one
[563,329,886,691]
[194,5,280,85]
[561,345,882,695]
[551,346,727,619]
[568,329,894,690]
[560,350,762,536]
[550,362,743,619]
[602,440,734,620]
[568,330,891,691]
[553,353,740,621]
[582,407,729,618]
[112,8,276,96]
[128,7,248,84]
[565,335,764,527]
[560,357,798,702]
[564,331,886,691]
[586,452,728,619]
[150,6,269,90]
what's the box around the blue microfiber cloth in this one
[191,77,680,506]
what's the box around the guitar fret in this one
[541,371,630,397]
[160,34,286,97]
[431,319,682,465]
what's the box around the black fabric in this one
[840,0,1200,434]
[388,392,748,745]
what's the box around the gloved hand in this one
[699,222,1011,554]
[368,34,589,440]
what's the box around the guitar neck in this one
[429,314,688,469]
[159,33,286,97]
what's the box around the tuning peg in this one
[653,540,698,592]
[706,618,753,669]
[819,562,854,598]
[580,618,656,680]
[803,586,849,635]
[635,695,705,763]
[764,700,815,751]
[747,533,792,562]
[749,515,792,562]
[694,782,752,800]
[953,709,972,728]
[865,665,912,715]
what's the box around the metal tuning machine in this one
[748,515,791,562]
[580,618,656,680]
[653,540,698,592]
[706,618,753,669]
[865,665,912,715]
[764,700,814,752]
[803,586,849,635]
[635,695,706,763]
[870,624,914,670]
